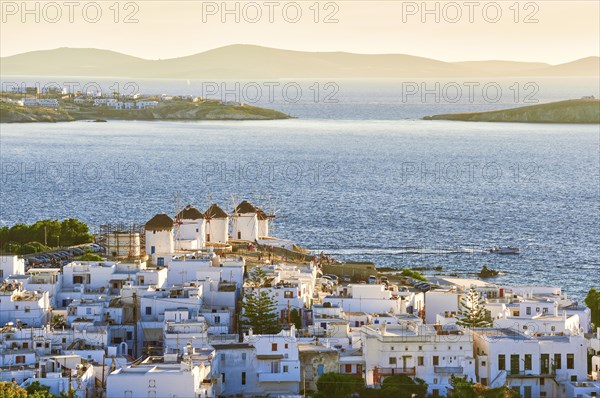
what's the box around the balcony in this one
[434,366,464,375]
[258,370,301,383]
[374,367,416,376]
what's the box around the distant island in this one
[0,93,290,123]
[423,98,600,124]
[1,45,598,78]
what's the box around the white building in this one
[362,322,476,396]
[0,255,25,279]
[0,282,50,327]
[144,213,175,261]
[175,205,206,251]
[323,284,412,315]
[136,100,159,109]
[212,342,258,396]
[231,200,259,241]
[244,326,301,395]
[106,352,212,398]
[204,204,229,244]
[473,328,588,398]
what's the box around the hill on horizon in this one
[1,45,598,79]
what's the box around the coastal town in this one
[0,200,599,398]
[0,85,289,123]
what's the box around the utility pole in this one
[132,292,138,358]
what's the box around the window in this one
[418,346,422,350]
[285,344,288,349]
[540,392,547,397]
[567,354,574,369]
[150,246,155,254]
[389,357,397,365]
[541,354,550,374]
[241,372,246,385]
[157,257,164,267]
[24,306,30,313]
[482,361,487,366]
[551,326,556,331]
[214,316,221,323]
[345,364,352,373]
[271,362,280,373]
[221,373,225,383]
[540,378,545,385]
[220,353,225,361]
[554,353,561,369]
[237,231,241,239]
[284,291,294,298]
[23,342,29,349]
[526,307,531,315]
[524,354,532,370]
[317,364,324,375]
[433,356,439,366]
[283,365,289,373]
[510,355,519,375]
[524,386,532,398]
[570,375,577,382]
[16,355,25,364]
[241,353,246,360]
[271,343,277,351]
[86,307,92,315]
[498,355,506,371]
[126,331,133,340]
[418,356,424,366]
[145,307,152,315]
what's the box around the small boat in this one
[490,246,519,255]
[93,119,107,122]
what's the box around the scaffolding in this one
[97,223,145,259]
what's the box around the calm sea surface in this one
[1,78,599,299]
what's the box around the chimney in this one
[248,328,253,338]
[553,303,558,317]
[563,311,567,321]
[596,327,599,339]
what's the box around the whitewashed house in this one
[473,328,588,398]
[0,255,25,279]
[362,322,476,396]
[0,282,50,327]
[244,326,301,395]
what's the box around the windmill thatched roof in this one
[144,213,174,231]
[205,203,228,219]
[177,205,204,220]
[234,200,257,214]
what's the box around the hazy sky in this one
[1,0,598,63]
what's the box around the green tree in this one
[242,289,280,334]
[400,268,427,282]
[25,381,55,398]
[0,382,27,398]
[585,288,600,328]
[21,241,51,255]
[79,253,104,261]
[315,372,364,398]
[60,218,92,246]
[457,288,491,328]
[290,308,302,329]
[448,375,521,398]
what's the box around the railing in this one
[374,367,416,376]
[434,366,464,374]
